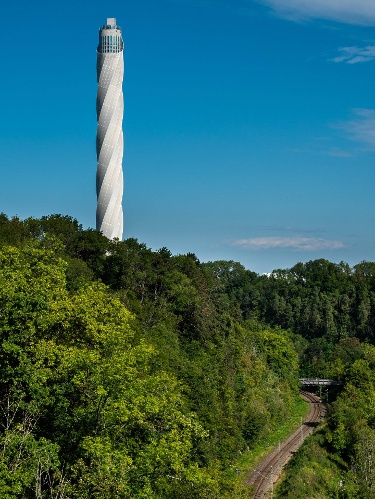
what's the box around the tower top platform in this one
[100,18,120,30]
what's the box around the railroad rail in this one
[245,391,326,498]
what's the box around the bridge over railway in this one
[299,378,344,387]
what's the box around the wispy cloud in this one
[287,145,353,158]
[233,237,344,251]
[257,0,375,26]
[336,109,375,148]
[325,147,353,158]
[332,46,375,64]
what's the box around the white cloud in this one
[233,236,344,251]
[258,0,375,26]
[332,46,375,64]
[325,147,353,157]
[336,109,375,148]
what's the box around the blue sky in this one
[1,0,375,273]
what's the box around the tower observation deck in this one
[96,18,124,240]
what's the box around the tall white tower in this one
[96,18,124,240]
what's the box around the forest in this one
[1,213,375,498]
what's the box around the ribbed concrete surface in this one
[96,21,124,240]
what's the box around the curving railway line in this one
[245,391,326,498]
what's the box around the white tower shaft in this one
[96,18,124,240]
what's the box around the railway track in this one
[245,391,326,498]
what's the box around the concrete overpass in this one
[299,378,343,387]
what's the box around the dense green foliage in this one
[0,214,300,498]
[3,213,375,498]
[206,259,375,364]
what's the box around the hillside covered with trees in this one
[1,213,375,498]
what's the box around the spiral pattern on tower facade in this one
[96,18,124,240]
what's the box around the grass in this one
[273,430,347,498]
[235,395,310,479]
